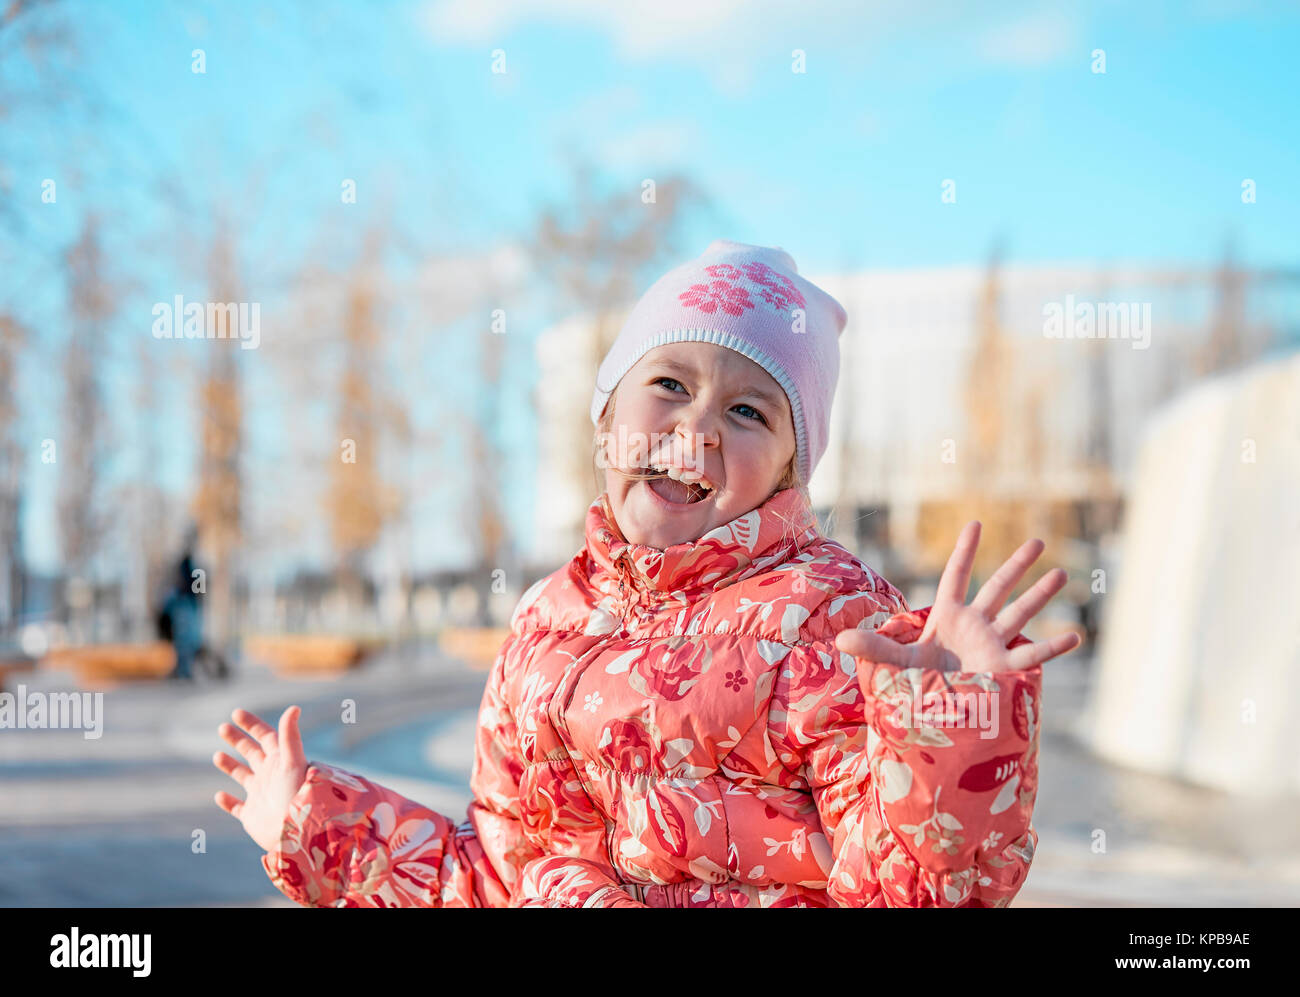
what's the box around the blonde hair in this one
[591,384,816,540]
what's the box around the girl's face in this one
[600,341,797,549]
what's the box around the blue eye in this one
[652,377,767,425]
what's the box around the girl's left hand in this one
[835,521,1082,674]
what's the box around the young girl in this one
[213,240,1080,908]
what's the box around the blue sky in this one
[3,0,1298,577]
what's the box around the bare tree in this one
[58,215,111,640]
[0,1,81,245]
[191,225,244,649]
[128,331,176,639]
[0,313,24,635]
[936,249,1049,582]
[327,247,400,605]
[465,294,506,625]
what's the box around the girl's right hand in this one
[213,706,309,853]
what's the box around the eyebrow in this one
[644,357,786,410]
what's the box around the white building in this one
[532,260,1295,572]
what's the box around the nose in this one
[674,404,720,468]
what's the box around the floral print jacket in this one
[262,488,1042,907]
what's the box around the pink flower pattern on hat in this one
[680,260,807,318]
[703,263,743,280]
[742,260,807,312]
[677,278,754,317]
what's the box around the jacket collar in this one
[584,487,819,598]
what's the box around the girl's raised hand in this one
[213,706,309,853]
[835,521,1082,674]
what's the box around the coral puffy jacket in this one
[263,488,1043,907]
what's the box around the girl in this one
[213,240,1080,907]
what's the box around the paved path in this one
[0,641,486,907]
[3,645,1297,907]
[1015,655,1300,907]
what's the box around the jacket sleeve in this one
[261,634,546,907]
[770,605,1042,908]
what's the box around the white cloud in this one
[420,0,1088,91]
[422,0,748,56]
[978,9,1080,67]
[420,0,853,94]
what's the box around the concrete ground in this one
[2,643,1297,907]
[0,641,482,908]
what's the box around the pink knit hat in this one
[589,239,847,484]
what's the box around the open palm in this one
[212,706,309,853]
[835,521,1081,674]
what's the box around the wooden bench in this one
[437,627,511,671]
[242,635,380,676]
[40,643,175,687]
[0,656,38,693]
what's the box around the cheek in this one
[726,433,787,489]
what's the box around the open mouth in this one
[637,462,715,505]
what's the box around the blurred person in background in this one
[160,548,204,682]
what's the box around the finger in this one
[934,521,981,608]
[279,706,306,771]
[214,790,243,819]
[1004,630,1082,671]
[218,721,266,767]
[835,628,914,669]
[212,750,252,790]
[232,708,278,755]
[970,538,1045,621]
[994,568,1068,639]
